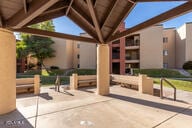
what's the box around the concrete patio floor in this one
[0,85,192,128]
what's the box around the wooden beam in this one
[70,7,94,30]
[106,2,135,41]
[68,12,99,42]
[23,0,28,13]
[127,0,135,4]
[136,0,189,2]
[13,27,97,43]
[43,1,68,14]
[101,0,119,30]
[26,9,66,26]
[108,2,192,42]
[6,0,59,28]
[66,0,74,16]
[86,0,104,43]
[0,16,3,27]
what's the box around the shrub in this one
[183,61,192,70]
[28,63,36,69]
[50,66,60,70]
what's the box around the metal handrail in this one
[160,78,176,101]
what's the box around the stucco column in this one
[97,44,110,95]
[0,28,16,115]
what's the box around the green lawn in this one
[187,70,192,75]
[66,69,96,76]
[153,78,192,92]
[133,68,188,78]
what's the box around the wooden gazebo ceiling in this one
[0,0,192,43]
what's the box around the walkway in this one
[0,86,191,128]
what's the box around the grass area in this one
[20,69,66,76]
[187,70,192,75]
[40,76,69,85]
[17,75,70,85]
[67,69,96,76]
[17,69,96,85]
[133,68,187,78]
[153,78,192,92]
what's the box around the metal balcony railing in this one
[125,55,139,60]
[125,40,140,47]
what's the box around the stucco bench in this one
[110,74,154,95]
[78,75,96,87]
[111,74,139,89]
[70,74,97,89]
[16,75,40,95]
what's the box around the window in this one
[163,37,168,43]
[77,44,80,48]
[77,54,80,59]
[163,50,168,56]
[163,63,168,68]
[77,64,80,68]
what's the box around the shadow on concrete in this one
[16,93,36,99]
[108,93,192,116]
[79,86,96,93]
[39,93,53,100]
[0,110,34,128]
[58,91,74,96]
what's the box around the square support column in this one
[0,28,16,115]
[97,44,110,95]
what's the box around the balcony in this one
[125,55,139,63]
[125,60,140,63]
[125,40,140,48]
[125,54,139,60]
[112,53,120,59]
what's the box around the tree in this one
[16,41,28,59]
[26,35,55,70]
[19,20,56,71]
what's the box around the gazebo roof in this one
[0,0,191,43]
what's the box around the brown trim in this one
[13,27,98,43]
[6,0,59,28]
[26,9,66,26]
[66,0,74,16]
[86,0,104,43]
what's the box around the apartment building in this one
[110,23,163,74]
[40,23,192,73]
[43,34,97,69]
[163,23,192,69]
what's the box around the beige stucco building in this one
[43,34,97,69]
[43,23,192,71]
[163,22,192,68]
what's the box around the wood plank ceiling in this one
[0,0,191,43]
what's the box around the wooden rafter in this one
[101,0,119,30]
[136,0,189,2]
[86,0,104,43]
[66,0,74,16]
[13,27,97,43]
[23,0,28,13]
[106,2,136,41]
[68,12,99,42]
[6,0,59,28]
[0,16,3,27]
[127,0,135,4]
[70,7,94,30]
[108,2,192,42]
[43,1,68,14]
[26,9,66,26]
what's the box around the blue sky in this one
[53,2,192,35]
